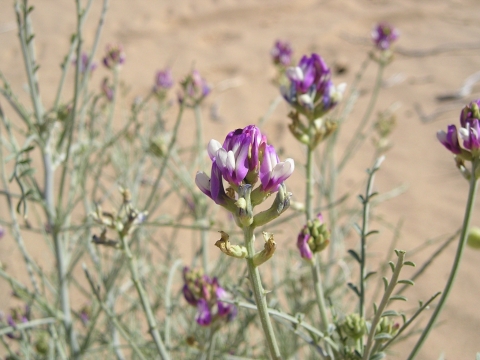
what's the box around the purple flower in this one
[195,299,212,326]
[271,40,293,67]
[297,213,330,259]
[73,52,97,74]
[215,281,236,319]
[282,53,345,115]
[260,144,295,193]
[179,69,210,105]
[199,125,293,200]
[371,22,399,51]
[154,68,174,92]
[439,100,480,156]
[102,44,126,69]
[437,125,461,154]
[297,232,313,261]
[182,267,236,327]
[0,225,4,239]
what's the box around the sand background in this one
[1,0,480,358]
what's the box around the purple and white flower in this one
[153,68,174,92]
[182,267,237,327]
[438,100,480,157]
[281,53,345,115]
[197,125,294,206]
[102,44,126,69]
[371,22,399,51]
[271,40,293,67]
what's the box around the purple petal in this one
[195,299,212,326]
[437,125,461,154]
[297,232,313,260]
[195,172,212,198]
[183,284,197,306]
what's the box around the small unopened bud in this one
[236,185,253,227]
[467,227,480,249]
[375,317,399,340]
[215,231,247,259]
[253,232,276,267]
[339,313,367,340]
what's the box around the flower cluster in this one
[297,213,330,261]
[102,44,126,69]
[438,100,480,168]
[153,68,174,93]
[281,53,345,117]
[195,125,294,220]
[371,22,399,51]
[179,69,210,106]
[182,267,236,326]
[271,40,293,67]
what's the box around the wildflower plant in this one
[0,2,476,359]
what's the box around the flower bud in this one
[467,227,480,250]
[338,313,367,340]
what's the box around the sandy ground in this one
[2,0,480,358]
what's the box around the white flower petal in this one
[207,139,222,159]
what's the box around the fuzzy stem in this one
[120,235,170,360]
[243,225,282,359]
[407,163,479,359]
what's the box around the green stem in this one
[243,225,282,360]
[311,256,331,339]
[363,251,405,360]
[306,137,331,353]
[144,104,185,212]
[206,328,218,360]
[407,164,479,359]
[305,143,314,221]
[120,235,170,360]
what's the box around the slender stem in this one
[120,235,170,360]
[206,328,219,360]
[311,255,330,339]
[243,225,282,360]
[83,265,148,360]
[408,165,479,359]
[338,61,385,173]
[305,133,331,353]
[144,104,185,211]
[363,251,405,360]
[164,259,182,350]
[359,158,382,319]
[305,143,315,221]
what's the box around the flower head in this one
[198,125,293,206]
[371,22,399,51]
[154,68,174,93]
[297,213,330,260]
[438,100,480,159]
[102,44,126,69]
[271,40,293,67]
[179,69,210,106]
[281,53,345,116]
[182,267,236,327]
